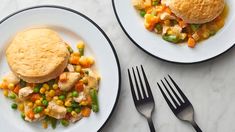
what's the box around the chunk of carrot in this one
[27,110,35,120]
[13,85,20,94]
[30,94,41,102]
[81,107,91,117]
[75,81,84,92]
[188,38,196,48]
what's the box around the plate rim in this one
[112,0,235,64]
[0,5,121,132]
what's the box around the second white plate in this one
[112,0,235,63]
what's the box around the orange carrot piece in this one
[188,38,196,48]
[81,107,91,117]
[75,81,84,92]
[0,82,8,89]
[27,110,35,120]
[13,85,20,94]
[30,94,41,102]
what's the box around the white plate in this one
[112,0,235,63]
[0,6,121,132]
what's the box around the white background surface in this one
[1,0,235,132]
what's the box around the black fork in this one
[157,75,202,132]
[128,65,156,132]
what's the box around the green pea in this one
[75,107,81,113]
[72,91,78,97]
[139,10,146,17]
[42,100,48,106]
[66,107,73,113]
[9,93,16,99]
[34,106,43,113]
[21,113,25,120]
[59,95,65,100]
[11,103,17,109]
[61,119,69,127]
[190,24,201,32]
[162,35,180,43]
[33,87,40,93]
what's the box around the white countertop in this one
[1,0,235,132]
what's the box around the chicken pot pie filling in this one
[0,40,100,129]
[132,0,228,48]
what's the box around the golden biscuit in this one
[6,28,70,83]
[169,0,225,24]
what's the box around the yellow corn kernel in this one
[44,108,50,114]
[53,96,59,101]
[8,83,15,90]
[28,102,33,107]
[75,65,82,72]
[18,103,24,112]
[71,111,77,117]
[35,100,42,105]
[80,101,89,106]
[56,100,64,106]
[42,121,48,129]
[65,100,72,107]
[87,57,94,65]
[3,90,8,97]
[40,87,46,94]
[2,78,7,82]
[77,41,85,49]
[43,84,49,90]
[52,84,58,90]
[48,90,55,97]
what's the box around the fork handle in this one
[191,121,202,132]
[147,118,156,132]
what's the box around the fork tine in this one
[132,67,142,100]
[168,75,187,101]
[164,77,183,104]
[136,66,147,99]
[128,69,138,102]
[161,80,179,107]
[140,65,153,99]
[157,83,175,110]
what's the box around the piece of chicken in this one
[18,87,33,99]
[132,0,152,10]
[47,101,67,119]
[160,12,176,20]
[58,72,80,91]
[73,92,86,103]
[67,64,75,72]
[24,102,45,122]
[70,113,82,123]
[82,69,100,89]
[3,72,20,85]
